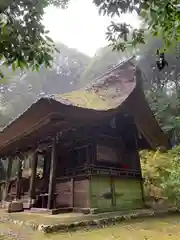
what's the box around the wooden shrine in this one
[0,59,169,214]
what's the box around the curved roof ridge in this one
[85,56,135,89]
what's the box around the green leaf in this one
[150,8,157,21]
[141,2,150,10]
[12,62,16,72]
[35,64,39,72]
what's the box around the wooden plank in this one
[97,145,120,163]
[90,176,112,210]
[28,152,38,199]
[73,178,89,208]
[47,136,57,209]
[55,179,72,208]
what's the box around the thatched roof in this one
[0,58,169,155]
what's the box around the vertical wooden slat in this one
[29,152,38,199]
[48,137,57,209]
[7,156,13,180]
[4,156,13,200]
[110,177,116,207]
[134,128,145,204]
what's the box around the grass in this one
[0,211,86,225]
[1,215,180,239]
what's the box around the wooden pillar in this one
[71,177,74,208]
[110,177,116,207]
[134,128,145,204]
[42,154,47,180]
[29,151,38,200]
[85,146,89,166]
[47,137,57,209]
[43,152,51,193]
[16,157,22,199]
[140,177,145,204]
[4,156,13,200]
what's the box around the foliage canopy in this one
[0,0,69,78]
[1,0,179,77]
[93,0,180,52]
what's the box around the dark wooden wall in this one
[2,111,142,210]
[55,176,89,208]
[55,111,141,179]
[55,178,73,208]
[74,177,89,208]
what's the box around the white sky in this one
[43,0,141,57]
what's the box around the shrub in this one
[140,146,180,207]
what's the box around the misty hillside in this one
[0,42,90,127]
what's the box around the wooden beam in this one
[47,136,57,209]
[0,115,67,156]
[29,152,38,200]
[16,157,22,199]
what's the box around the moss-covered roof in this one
[0,58,170,153]
[57,90,110,110]
[55,59,136,110]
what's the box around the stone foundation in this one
[0,207,178,233]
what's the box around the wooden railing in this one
[58,164,141,179]
[89,164,141,178]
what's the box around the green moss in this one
[90,176,112,210]
[90,177,143,212]
[114,179,143,210]
[57,90,111,110]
